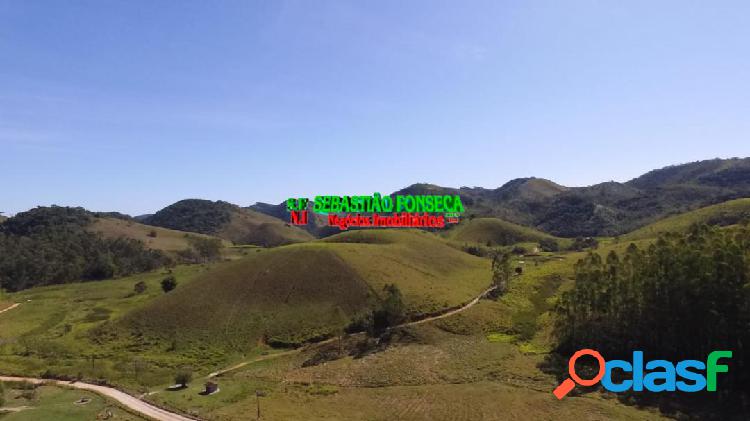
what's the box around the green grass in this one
[0,228,677,420]
[623,198,750,240]
[119,229,490,351]
[0,384,146,421]
[322,230,491,313]
[216,208,314,246]
[444,217,571,249]
[0,263,218,391]
[0,229,489,395]
[139,244,665,421]
[89,216,232,254]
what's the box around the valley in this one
[1,159,750,420]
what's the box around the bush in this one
[539,238,559,252]
[568,236,598,251]
[186,236,223,262]
[464,245,483,257]
[134,281,147,294]
[161,276,177,293]
[174,370,192,387]
[511,245,527,255]
[370,284,405,335]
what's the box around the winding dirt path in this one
[0,285,496,420]
[208,284,497,379]
[0,376,195,421]
[0,303,19,316]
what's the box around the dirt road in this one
[0,376,195,421]
[209,284,497,378]
[0,285,497,420]
[0,303,19,316]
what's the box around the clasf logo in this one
[553,349,732,399]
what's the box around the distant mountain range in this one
[7,158,749,244]
[2,157,750,292]
[249,157,750,237]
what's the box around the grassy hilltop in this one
[119,230,490,349]
[445,217,565,247]
[622,197,750,240]
[89,216,232,254]
[143,199,313,247]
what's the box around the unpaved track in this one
[399,285,497,328]
[208,284,497,378]
[0,303,19,316]
[0,376,195,421]
[0,285,497,420]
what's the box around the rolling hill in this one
[444,217,561,246]
[0,206,168,291]
[117,230,490,349]
[622,198,750,240]
[249,201,340,238]
[87,216,231,254]
[395,157,750,237]
[143,199,313,246]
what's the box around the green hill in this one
[395,158,750,237]
[0,207,168,291]
[622,198,750,240]
[445,217,561,247]
[118,230,489,349]
[144,199,313,246]
[87,216,231,254]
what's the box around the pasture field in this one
[0,263,221,392]
[0,382,147,421]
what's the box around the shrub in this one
[174,370,193,387]
[511,245,527,255]
[161,276,177,293]
[539,238,559,252]
[134,281,147,294]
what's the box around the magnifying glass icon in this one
[553,349,605,399]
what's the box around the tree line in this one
[0,207,168,291]
[555,224,750,411]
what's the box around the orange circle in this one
[568,349,605,386]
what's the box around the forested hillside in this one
[0,207,168,291]
[555,224,750,411]
[393,158,750,236]
[145,199,314,246]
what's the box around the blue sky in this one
[1,1,749,216]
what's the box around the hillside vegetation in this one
[445,217,561,247]
[398,157,750,237]
[118,230,489,349]
[88,216,230,254]
[622,198,750,240]
[144,199,313,246]
[0,207,168,291]
[558,224,750,412]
